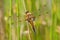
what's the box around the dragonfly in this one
[25,11,36,33]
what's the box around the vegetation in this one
[0,0,60,40]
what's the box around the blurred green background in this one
[0,0,60,40]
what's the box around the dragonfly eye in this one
[25,11,29,14]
